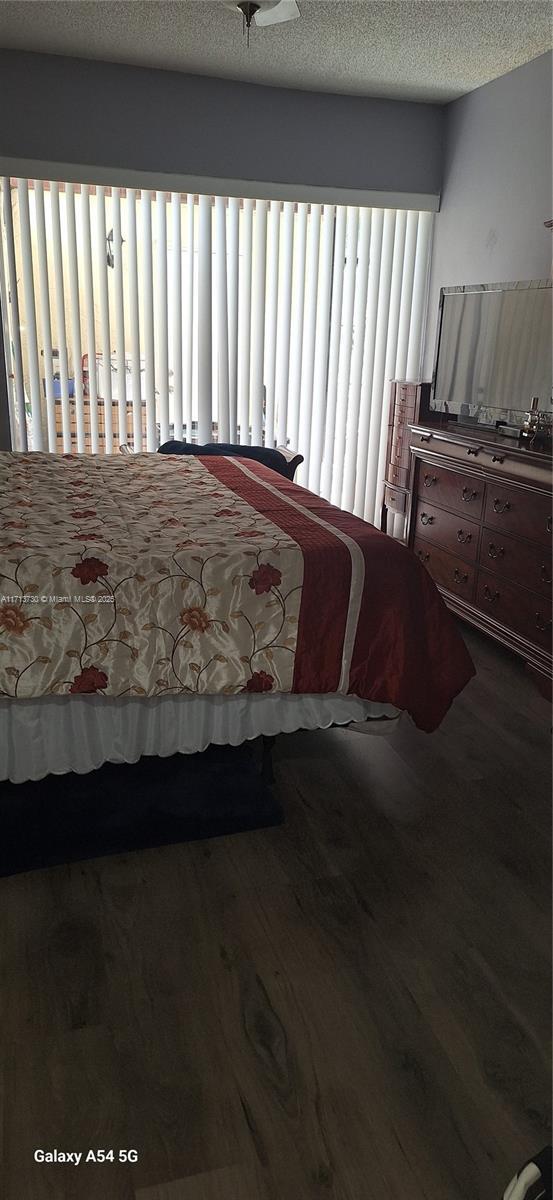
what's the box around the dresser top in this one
[409,420,552,467]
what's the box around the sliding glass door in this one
[0,177,433,522]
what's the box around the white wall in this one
[425,52,552,376]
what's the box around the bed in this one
[0,449,475,785]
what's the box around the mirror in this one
[430,281,552,427]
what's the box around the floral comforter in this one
[0,451,474,730]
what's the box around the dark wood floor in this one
[1,624,551,1200]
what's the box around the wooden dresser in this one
[407,422,552,684]
[380,380,431,533]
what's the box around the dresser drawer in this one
[480,527,552,598]
[476,569,552,651]
[414,538,475,601]
[483,485,552,547]
[394,399,416,424]
[396,383,418,403]
[417,464,484,519]
[392,418,412,447]
[391,445,411,471]
[384,484,407,515]
[392,424,409,450]
[391,431,410,464]
[414,500,480,563]
[386,464,409,488]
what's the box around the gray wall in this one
[0,49,444,199]
[425,51,552,375]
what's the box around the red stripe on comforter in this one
[202,456,353,693]
[205,459,475,732]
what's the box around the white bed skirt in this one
[0,693,399,784]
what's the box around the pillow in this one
[158,440,292,478]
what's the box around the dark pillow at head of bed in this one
[158,440,297,479]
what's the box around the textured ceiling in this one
[0,1,551,103]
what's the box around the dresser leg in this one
[380,502,388,534]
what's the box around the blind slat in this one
[141,190,156,452]
[156,190,169,446]
[275,200,295,449]
[250,199,268,447]
[65,184,86,452]
[364,209,397,522]
[80,185,100,454]
[95,185,113,453]
[308,204,335,495]
[127,189,142,450]
[227,197,240,443]
[264,199,281,449]
[17,179,44,450]
[287,202,308,454]
[34,180,57,452]
[342,206,372,512]
[237,198,253,445]
[2,181,27,449]
[395,210,419,379]
[352,208,384,516]
[373,210,408,522]
[0,198,18,446]
[297,203,321,486]
[48,182,71,451]
[111,188,127,447]
[214,196,230,443]
[197,194,212,444]
[406,211,434,380]
[183,195,194,442]
[320,204,347,500]
[171,192,183,443]
[330,206,359,506]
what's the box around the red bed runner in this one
[203,457,475,731]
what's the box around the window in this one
[0,177,433,521]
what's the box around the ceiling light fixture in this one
[237,1,259,47]
[226,1,300,47]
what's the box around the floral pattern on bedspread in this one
[0,453,303,698]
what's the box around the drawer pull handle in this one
[417,550,430,563]
[462,487,478,502]
[419,434,432,443]
[492,498,511,514]
[457,529,472,544]
[540,564,552,584]
[483,585,499,603]
[547,517,552,534]
[536,612,552,633]
[467,446,481,457]
[420,512,434,526]
[488,543,505,559]
[423,474,437,487]
[453,569,468,584]
[491,454,505,464]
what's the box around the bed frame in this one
[0,737,281,877]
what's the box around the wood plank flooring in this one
[0,624,551,1199]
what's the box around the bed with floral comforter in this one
[0,451,474,732]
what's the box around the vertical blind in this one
[0,177,433,524]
